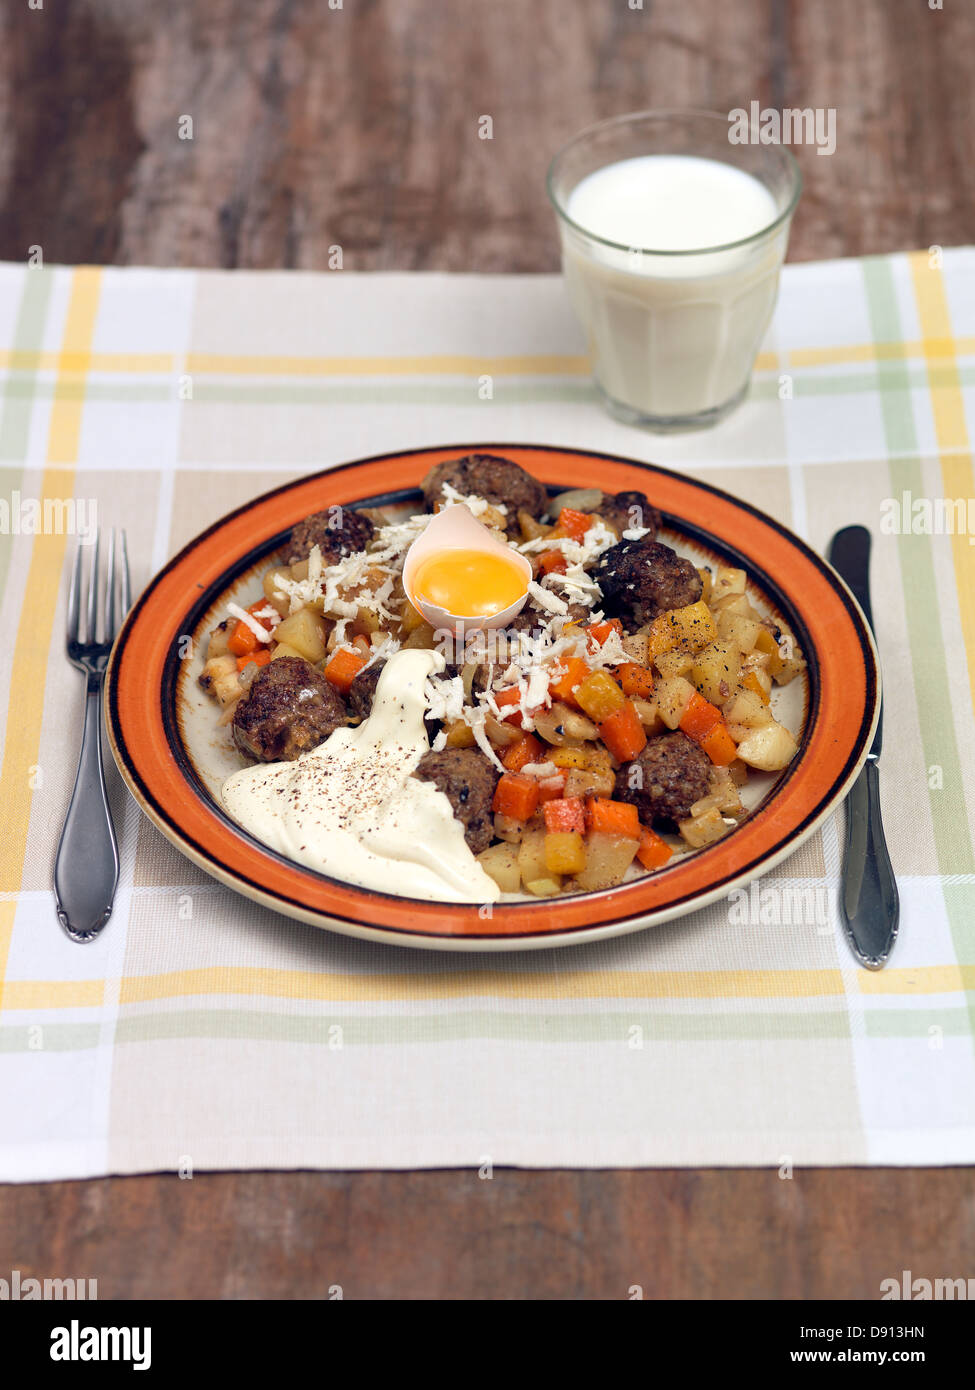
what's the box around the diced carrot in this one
[493,685,524,727]
[548,656,590,708]
[742,669,771,705]
[228,620,258,657]
[586,797,641,839]
[700,721,739,767]
[679,690,723,742]
[636,826,674,870]
[617,662,655,700]
[543,797,586,834]
[492,772,540,821]
[587,617,624,650]
[324,647,368,693]
[598,701,647,762]
[236,649,272,671]
[502,732,544,773]
[556,507,593,543]
[536,773,567,803]
[538,550,568,577]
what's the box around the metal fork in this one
[53,530,130,942]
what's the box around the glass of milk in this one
[548,110,801,431]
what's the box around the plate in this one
[105,444,879,952]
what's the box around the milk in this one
[559,154,791,427]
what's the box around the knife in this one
[826,526,899,969]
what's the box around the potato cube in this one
[476,842,522,894]
[573,832,639,891]
[272,608,329,664]
[734,721,799,771]
[690,638,742,705]
[654,675,696,730]
[679,806,731,849]
[517,827,548,888]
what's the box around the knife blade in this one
[827,525,899,969]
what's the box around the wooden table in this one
[1,0,973,1300]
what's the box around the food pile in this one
[199,453,805,898]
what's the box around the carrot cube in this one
[538,550,568,577]
[548,656,590,708]
[324,647,368,692]
[543,797,586,834]
[636,827,674,870]
[585,797,641,839]
[492,772,540,821]
[598,701,647,761]
[617,663,655,700]
[502,733,545,773]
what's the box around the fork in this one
[53,530,130,943]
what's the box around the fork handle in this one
[54,677,120,942]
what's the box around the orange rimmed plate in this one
[105,444,879,952]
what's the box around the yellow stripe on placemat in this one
[184,352,592,377]
[0,268,101,1006]
[858,964,975,995]
[909,253,975,719]
[0,350,174,375]
[1,979,105,1010]
[116,965,846,1005]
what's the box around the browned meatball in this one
[594,538,702,627]
[286,507,375,566]
[412,748,499,853]
[614,732,711,825]
[348,660,384,722]
[421,454,548,535]
[596,490,662,540]
[232,656,348,762]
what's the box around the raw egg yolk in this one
[412,548,526,618]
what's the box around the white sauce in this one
[221,649,501,904]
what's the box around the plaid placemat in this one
[2,251,974,1180]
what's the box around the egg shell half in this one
[403,504,532,635]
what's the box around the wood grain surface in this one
[1,0,973,1301]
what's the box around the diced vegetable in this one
[574,669,626,722]
[654,675,697,729]
[555,507,593,543]
[699,722,738,767]
[679,806,731,849]
[598,701,647,761]
[228,601,274,657]
[548,656,590,707]
[532,702,598,745]
[400,600,427,634]
[273,607,329,664]
[586,797,641,839]
[516,826,548,886]
[636,826,673,871]
[632,699,665,734]
[524,876,563,898]
[621,632,650,666]
[734,721,799,771]
[648,601,716,660]
[741,667,772,705]
[236,649,272,672]
[722,687,773,729]
[587,618,624,651]
[270,642,305,661]
[492,772,540,821]
[536,774,567,802]
[400,620,437,650]
[538,550,568,577]
[476,842,522,893]
[716,609,763,654]
[444,720,477,748]
[207,623,231,659]
[654,648,694,679]
[542,797,586,834]
[550,746,589,770]
[689,638,741,706]
[544,830,587,875]
[680,690,724,742]
[324,646,368,692]
[573,832,640,891]
[493,812,525,844]
[617,662,655,700]
[502,732,545,772]
[709,566,747,605]
[493,686,524,727]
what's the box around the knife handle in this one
[841,759,899,969]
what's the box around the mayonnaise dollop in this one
[221,649,501,904]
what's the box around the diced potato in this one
[494,813,524,845]
[651,600,717,656]
[711,592,754,617]
[574,670,626,723]
[400,600,427,635]
[710,566,747,605]
[740,667,772,704]
[444,720,476,748]
[716,610,763,654]
[518,509,549,542]
[707,766,744,815]
[524,876,562,898]
[533,702,598,745]
[273,608,329,664]
[654,648,694,679]
[690,638,742,705]
[722,687,774,729]
[755,623,805,685]
[206,622,231,659]
[544,831,587,876]
[573,831,639,891]
[654,675,696,730]
[477,842,522,894]
[621,632,650,666]
[679,806,731,849]
[200,653,241,706]
[270,641,306,661]
[517,827,548,887]
[697,567,712,604]
[734,721,799,771]
[632,699,665,734]
[262,566,294,615]
[400,620,437,650]
[564,766,616,799]
[727,759,749,786]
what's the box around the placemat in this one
[2,250,974,1179]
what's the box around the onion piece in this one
[547,487,603,517]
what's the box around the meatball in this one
[412,748,499,854]
[420,453,548,535]
[594,537,702,627]
[232,656,348,762]
[596,490,662,540]
[614,732,712,825]
[286,507,375,566]
[348,660,384,722]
